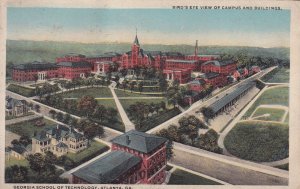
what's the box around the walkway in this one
[109,86,135,132]
[63,96,164,100]
[5,114,42,125]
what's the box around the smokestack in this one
[126,135,131,145]
[195,40,198,59]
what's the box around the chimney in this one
[194,40,198,59]
[126,135,131,145]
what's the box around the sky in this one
[7,8,290,48]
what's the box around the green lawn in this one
[284,113,289,124]
[224,121,289,162]
[5,157,29,168]
[244,87,289,117]
[114,89,153,97]
[275,163,289,171]
[6,118,57,137]
[262,68,290,83]
[120,98,167,111]
[66,141,109,164]
[166,165,173,171]
[6,112,35,120]
[96,99,117,109]
[7,84,35,97]
[61,87,112,98]
[252,107,286,122]
[168,169,221,185]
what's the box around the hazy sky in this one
[7,8,290,48]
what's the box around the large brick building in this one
[56,61,92,79]
[71,130,167,184]
[12,61,58,82]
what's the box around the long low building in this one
[208,81,256,116]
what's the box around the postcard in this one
[1,0,300,189]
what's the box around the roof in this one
[46,125,84,140]
[200,72,220,79]
[189,79,205,85]
[209,81,255,113]
[133,35,140,46]
[56,142,68,148]
[111,130,167,153]
[161,52,184,57]
[202,60,235,67]
[10,145,28,154]
[57,61,91,68]
[6,97,26,109]
[166,59,197,64]
[72,151,141,184]
[13,61,57,70]
[88,52,121,58]
[34,130,51,142]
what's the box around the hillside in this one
[6,40,289,64]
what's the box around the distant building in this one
[5,97,28,117]
[163,69,191,84]
[201,60,237,75]
[32,125,88,156]
[71,130,168,184]
[57,61,92,79]
[199,72,226,88]
[12,61,58,82]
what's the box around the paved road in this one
[109,86,135,131]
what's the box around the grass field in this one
[275,163,289,171]
[114,89,153,97]
[224,121,289,162]
[284,113,289,124]
[5,157,29,168]
[120,98,167,110]
[6,118,57,137]
[168,169,221,185]
[61,87,112,98]
[66,141,109,164]
[262,68,290,83]
[96,99,117,109]
[244,87,289,117]
[251,107,286,122]
[6,112,35,120]
[7,84,35,97]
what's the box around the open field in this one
[244,87,289,118]
[224,121,289,162]
[261,68,289,83]
[168,169,221,185]
[7,84,35,97]
[120,99,167,110]
[96,99,118,109]
[61,87,112,98]
[5,157,29,168]
[6,118,57,137]
[114,89,155,97]
[66,141,109,166]
[251,107,286,122]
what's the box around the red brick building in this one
[198,72,227,88]
[201,60,237,75]
[163,69,191,84]
[57,61,92,79]
[164,59,200,71]
[12,61,58,82]
[188,79,206,92]
[71,130,167,184]
[55,53,86,63]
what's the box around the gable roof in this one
[72,151,141,184]
[200,72,220,79]
[111,130,167,153]
[14,61,57,71]
[202,60,235,67]
[57,61,92,68]
[6,98,26,109]
[189,79,205,85]
[166,59,197,64]
[46,125,84,140]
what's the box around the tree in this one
[63,113,71,124]
[187,115,207,129]
[27,153,46,174]
[200,107,215,122]
[93,105,107,122]
[77,95,98,117]
[56,112,64,122]
[5,165,29,183]
[49,109,56,119]
[196,129,222,154]
[137,81,144,94]
[44,151,58,166]
[34,104,40,113]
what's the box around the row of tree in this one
[5,152,68,183]
[156,115,222,154]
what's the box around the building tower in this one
[194,40,198,60]
[131,29,140,67]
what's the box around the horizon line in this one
[6,38,290,49]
